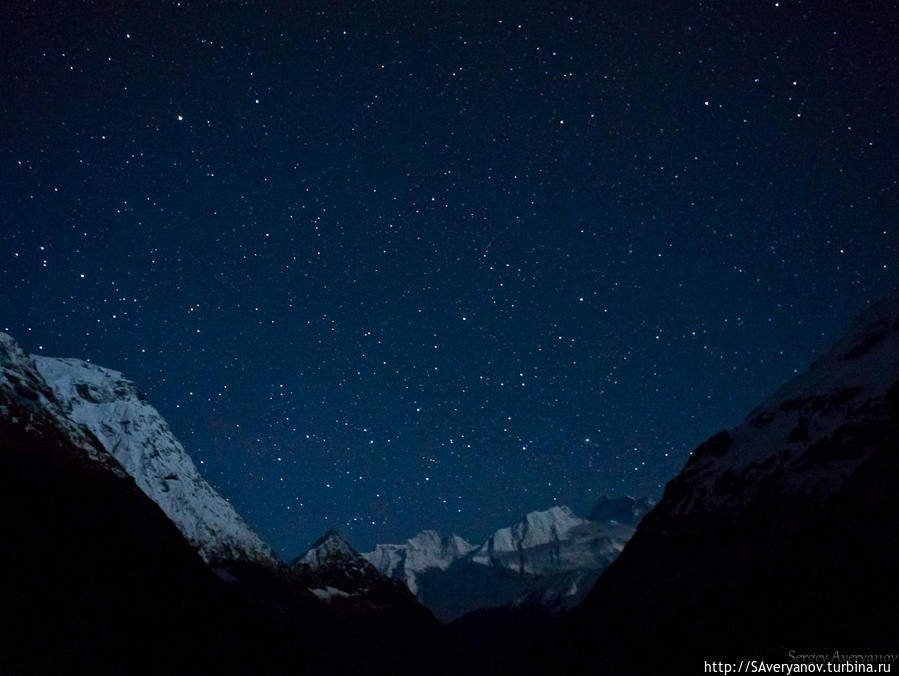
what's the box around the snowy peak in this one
[466,505,623,579]
[562,294,899,675]
[31,354,275,566]
[363,529,474,595]
[294,530,361,570]
[468,504,636,596]
[663,290,899,520]
[290,530,429,618]
[405,530,476,571]
[514,505,584,543]
[0,334,124,477]
[366,503,644,622]
[473,505,586,565]
[362,543,406,580]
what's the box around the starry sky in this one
[2,0,896,557]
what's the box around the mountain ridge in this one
[365,498,651,622]
[0,330,441,673]
[529,290,899,674]
[33,353,276,565]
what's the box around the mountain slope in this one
[0,333,125,477]
[290,529,437,628]
[471,505,622,574]
[364,530,475,595]
[33,355,274,565]
[367,501,646,623]
[0,333,317,674]
[0,333,438,675]
[440,505,635,622]
[535,292,899,674]
[659,291,899,518]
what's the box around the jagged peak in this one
[27,350,276,566]
[316,527,343,541]
[517,505,584,533]
[476,505,586,558]
[0,332,32,369]
[294,529,361,569]
[310,528,354,551]
[662,291,899,519]
[407,529,441,545]
[526,504,578,520]
[406,529,474,553]
[447,533,475,552]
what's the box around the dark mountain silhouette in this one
[526,291,899,674]
[0,333,438,675]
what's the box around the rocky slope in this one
[0,333,124,477]
[0,332,437,675]
[32,355,274,565]
[532,291,899,674]
[290,530,435,622]
[366,500,649,622]
[364,530,475,595]
[471,505,624,575]
[0,333,322,674]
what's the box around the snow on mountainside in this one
[471,505,596,573]
[2,332,297,675]
[291,530,371,601]
[463,504,636,578]
[366,500,646,622]
[364,530,475,595]
[290,530,432,619]
[32,355,275,565]
[548,292,899,675]
[294,529,365,571]
[0,333,124,477]
[662,291,899,519]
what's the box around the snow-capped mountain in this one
[290,530,434,620]
[1,332,289,674]
[364,530,475,595]
[292,530,379,603]
[472,505,585,570]
[0,333,124,478]
[366,500,647,622]
[660,290,899,519]
[31,354,275,565]
[0,332,437,673]
[545,291,899,674]
[471,505,625,574]
[295,529,362,571]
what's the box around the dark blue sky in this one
[2,0,896,557]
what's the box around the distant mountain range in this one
[2,289,897,674]
[2,329,655,626]
[364,499,652,622]
[1,329,646,639]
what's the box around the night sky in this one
[2,0,896,557]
